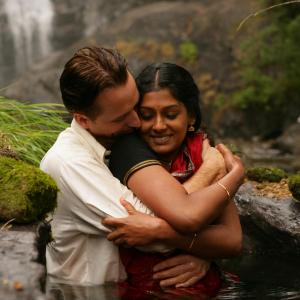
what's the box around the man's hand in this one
[102,198,162,246]
[153,254,210,288]
[184,140,227,193]
[202,140,227,182]
[216,144,244,182]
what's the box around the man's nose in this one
[128,110,141,128]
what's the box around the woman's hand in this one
[153,254,210,288]
[102,198,163,246]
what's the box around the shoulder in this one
[109,132,161,184]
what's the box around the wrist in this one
[156,218,177,242]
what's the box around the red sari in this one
[118,132,222,299]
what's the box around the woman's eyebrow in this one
[140,104,180,109]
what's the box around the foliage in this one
[0,97,69,166]
[225,1,300,136]
[0,156,58,223]
[179,41,199,63]
[246,166,286,182]
[288,173,300,201]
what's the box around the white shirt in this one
[40,120,155,285]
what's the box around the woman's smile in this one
[138,89,195,161]
[149,134,172,145]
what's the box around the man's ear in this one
[73,113,90,129]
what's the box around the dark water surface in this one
[46,253,300,300]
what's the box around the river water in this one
[46,253,300,300]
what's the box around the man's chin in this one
[96,128,135,148]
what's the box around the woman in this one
[107,63,243,298]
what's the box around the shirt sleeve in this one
[109,133,161,185]
[59,157,172,253]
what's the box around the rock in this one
[2,0,255,106]
[0,229,46,300]
[288,173,300,202]
[274,123,300,156]
[0,157,57,223]
[235,182,300,255]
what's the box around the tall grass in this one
[0,97,69,166]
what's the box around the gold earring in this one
[188,125,195,132]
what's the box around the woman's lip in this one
[150,135,172,145]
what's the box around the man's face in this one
[76,72,140,148]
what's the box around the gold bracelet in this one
[217,181,231,200]
[188,233,198,250]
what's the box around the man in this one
[41,46,243,285]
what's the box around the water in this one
[46,253,300,300]
[0,0,53,83]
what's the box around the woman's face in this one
[138,89,194,161]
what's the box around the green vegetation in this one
[246,166,286,182]
[222,0,300,136]
[0,97,68,166]
[0,156,58,223]
[288,173,300,201]
[179,41,199,63]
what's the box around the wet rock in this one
[235,182,300,255]
[274,123,300,156]
[0,228,46,300]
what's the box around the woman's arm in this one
[104,144,242,257]
[104,196,242,259]
[126,144,244,233]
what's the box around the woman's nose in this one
[153,117,167,131]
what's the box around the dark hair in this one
[60,46,128,119]
[135,62,202,131]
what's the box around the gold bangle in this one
[188,233,198,250]
[217,181,231,200]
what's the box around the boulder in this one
[235,183,300,255]
[0,157,57,223]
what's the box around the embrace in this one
[41,46,244,299]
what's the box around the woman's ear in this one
[188,115,196,127]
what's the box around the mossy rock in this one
[0,156,57,223]
[288,174,300,201]
[246,167,286,183]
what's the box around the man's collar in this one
[71,119,110,162]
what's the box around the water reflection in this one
[46,253,300,300]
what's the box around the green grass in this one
[0,97,69,166]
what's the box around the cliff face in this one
[1,0,255,101]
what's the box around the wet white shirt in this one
[40,119,156,285]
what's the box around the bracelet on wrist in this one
[217,181,231,200]
[188,233,198,250]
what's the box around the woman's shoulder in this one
[109,132,160,184]
[112,132,146,148]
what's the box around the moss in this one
[0,156,57,223]
[179,41,199,63]
[288,173,300,201]
[246,166,286,183]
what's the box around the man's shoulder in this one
[41,128,95,170]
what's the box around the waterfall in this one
[2,0,54,73]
